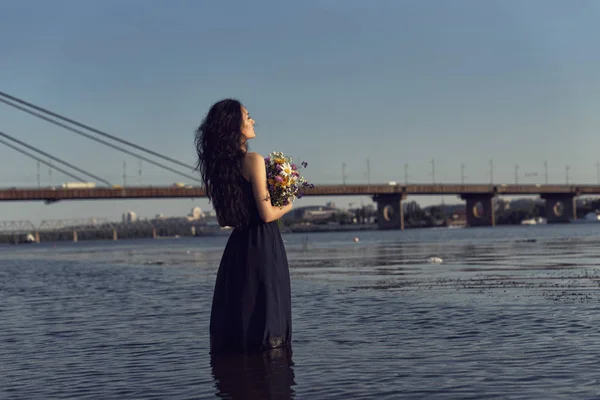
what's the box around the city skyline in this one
[2,0,600,221]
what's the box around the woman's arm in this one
[244,152,293,223]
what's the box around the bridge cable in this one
[0,97,203,184]
[0,136,92,184]
[0,129,112,186]
[0,90,197,171]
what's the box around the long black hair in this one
[195,99,250,227]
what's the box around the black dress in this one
[209,178,292,354]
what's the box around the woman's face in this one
[240,106,256,140]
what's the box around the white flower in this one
[280,162,293,177]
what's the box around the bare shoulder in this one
[244,151,264,162]
[242,152,266,181]
[243,152,265,168]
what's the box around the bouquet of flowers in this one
[265,151,314,207]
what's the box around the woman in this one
[195,99,294,354]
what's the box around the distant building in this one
[122,211,138,223]
[283,205,340,223]
[188,206,204,221]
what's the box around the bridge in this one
[0,90,596,231]
[0,183,594,229]
[1,183,596,200]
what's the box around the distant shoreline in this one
[0,222,449,245]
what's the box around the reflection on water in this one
[211,346,295,399]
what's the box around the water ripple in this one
[2,226,600,398]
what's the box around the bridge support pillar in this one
[373,193,406,230]
[461,194,495,227]
[152,227,157,239]
[112,228,118,241]
[34,232,40,243]
[541,193,576,223]
[73,230,78,242]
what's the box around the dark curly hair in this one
[195,99,250,227]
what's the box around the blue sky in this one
[1,0,600,224]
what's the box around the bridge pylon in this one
[461,193,496,227]
[373,193,406,230]
[541,193,577,223]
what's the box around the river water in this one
[2,224,600,399]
